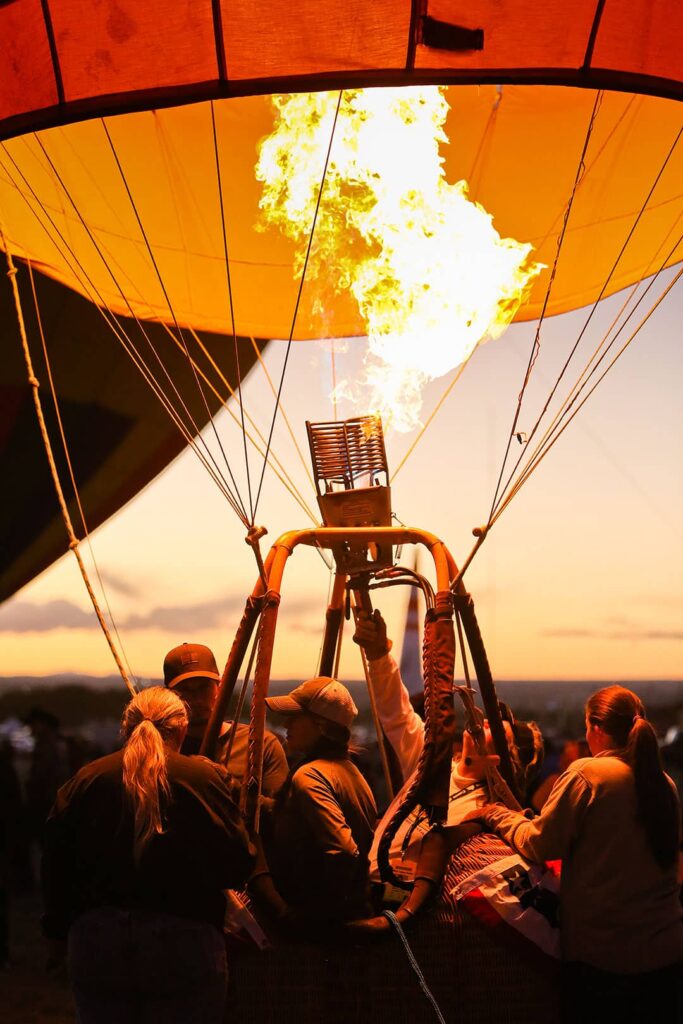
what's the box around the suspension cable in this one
[252,90,344,520]
[488,90,605,521]
[175,328,320,524]
[100,118,251,527]
[454,608,472,690]
[11,139,248,522]
[489,118,683,523]
[18,138,238,501]
[5,139,318,537]
[532,94,639,256]
[490,259,683,525]
[225,619,263,768]
[248,336,315,491]
[50,118,309,527]
[0,145,247,519]
[391,354,471,482]
[467,85,503,199]
[210,100,254,523]
[330,338,339,422]
[1,235,135,696]
[26,260,137,687]
[502,230,683,506]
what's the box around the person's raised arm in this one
[353,609,425,779]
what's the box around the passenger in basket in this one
[257,677,377,927]
[163,642,288,797]
[353,609,543,883]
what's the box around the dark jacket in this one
[270,756,377,922]
[42,749,255,939]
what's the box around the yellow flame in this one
[257,88,543,432]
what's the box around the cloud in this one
[0,596,238,635]
[0,592,323,635]
[120,598,245,632]
[542,626,683,642]
[0,599,95,633]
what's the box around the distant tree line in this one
[0,685,128,728]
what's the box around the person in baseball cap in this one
[162,643,287,794]
[265,676,357,731]
[163,643,221,690]
[257,676,377,927]
[162,644,222,756]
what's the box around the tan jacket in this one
[483,752,683,972]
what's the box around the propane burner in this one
[306,414,393,573]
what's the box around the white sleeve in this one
[366,653,425,780]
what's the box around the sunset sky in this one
[1,269,681,685]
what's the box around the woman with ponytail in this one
[475,685,682,1022]
[42,687,254,1023]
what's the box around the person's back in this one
[43,747,253,936]
[556,753,682,972]
[481,685,683,1022]
[272,754,376,920]
[41,686,255,1024]
[261,677,378,927]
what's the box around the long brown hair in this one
[586,685,679,868]
[121,687,188,861]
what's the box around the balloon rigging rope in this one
[251,90,344,521]
[390,356,471,483]
[330,340,338,422]
[438,102,682,586]
[491,248,683,525]
[531,94,639,258]
[100,118,251,528]
[390,93,644,487]
[5,139,249,525]
[13,137,240,509]
[488,90,606,523]
[0,152,242,521]
[26,260,138,688]
[178,327,319,524]
[491,228,683,524]
[0,142,316,536]
[243,335,336,564]
[21,122,310,529]
[315,563,337,676]
[224,618,262,769]
[0,230,136,696]
[31,131,243,512]
[23,116,314,531]
[210,100,254,524]
[466,83,503,198]
[247,336,316,492]
[489,118,683,524]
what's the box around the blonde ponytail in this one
[121,687,188,861]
